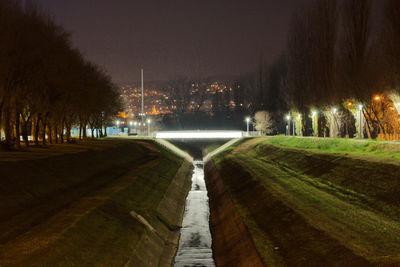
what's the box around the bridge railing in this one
[242,131,262,137]
[155,130,243,139]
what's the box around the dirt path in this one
[231,137,268,154]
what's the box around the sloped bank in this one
[0,140,193,266]
[204,160,264,267]
[205,138,400,266]
[126,160,193,267]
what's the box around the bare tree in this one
[254,111,274,135]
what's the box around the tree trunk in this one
[66,122,71,142]
[42,121,47,145]
[83,124,87,139]
[48,124,53,144]
[363,109,373,139]
[54,124,58,144]
[34,115,40,145]
[15,110,20,149]
[60,119,65,143]
[4,106,12,146]
[23,119,29,147]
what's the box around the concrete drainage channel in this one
[174,160,216,267]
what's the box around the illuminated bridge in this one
[155,130,247,139]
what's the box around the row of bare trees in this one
[238,0,400,139]
[284,0,400,139]
[0,1,121,149]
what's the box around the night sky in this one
[34,0,381,84]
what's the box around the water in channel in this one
[174,161,215,267]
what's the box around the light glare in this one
[156,131,243,139]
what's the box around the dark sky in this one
[33,0,381,85]
[33,0,302,84]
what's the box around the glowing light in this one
[156,131,243,139]
[375,96,380,101]
[358,104,363,110]
[116,120,120,125]
[129,121,133,126]
[312,111,317,116]
[286,115,291,121]
[147,119,151,124]
[298,114,301,119]
[348,102,353,106]
[333,108,337,114]
[246,117,250,122]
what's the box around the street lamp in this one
[147,119,151,136]
[358,104,363,139]
[286,115,291,136]
[246,117,250,136]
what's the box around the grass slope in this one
[0,140,187,266]
[268,136,400,161]
[212,138,400,266]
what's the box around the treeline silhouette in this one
[0,1,121,149]
[237,0,400,139]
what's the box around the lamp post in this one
[147,119,151,137]
[286,115,291,136]
[134,121,137,134]
[359,105,362,139]
[292,116,295,136]
[246,117,250,136]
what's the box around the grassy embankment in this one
[211,136,400,266]
[0,139,192,266]
[268,135,400,161]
